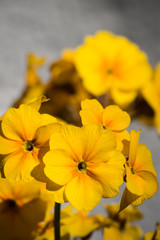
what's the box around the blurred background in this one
[0,0,159,238]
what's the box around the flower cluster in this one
[0,30,159,240]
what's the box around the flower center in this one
[106,69,113,75]
[5,199,17,209]
[24,140,34,151]
[78,161,87,172]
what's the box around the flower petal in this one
[129,130,141,166]
[46,180,67,203]
[89,151,125,198]
[41,113,58,126]
[44,149,77,185]
[111,88,138,106]
[2,104,41,141]
[126,167,158,197]
[35,123,62,147]
[82,125,116,162]
[50,125,86,160]
[113,129,130,152]
[4,150,39,182]
[75,45,111,96]
[65,173,103,211]
[26,95,48,111]
[0,136,22,154]
[80,99,103,125]
[134,144,157,176]
[103,105,130,131]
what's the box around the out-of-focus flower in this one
[13,50,91,125]
[13,54,46,108]
[75,31,153,106]
[103,202,142,240]
[26,53,45,87]
[120,130,158,211]
[41,49,91,124]
[43,124,125,211]
[143,222,160,240]
[104,224,142,240]
[34,204,107,240]
[0,97,61,182]
[143,63,160,134]
[0,177,48,240]
[61,205,107,238]
[33,205,70,240]
[80,99,130,152]
[105,203,143,223]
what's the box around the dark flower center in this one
[106,69,113,74]
[25,140,34,151]
[5,199,17,209]
[78,161,87,171]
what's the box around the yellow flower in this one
[104,203,143,223]
[75,31,153,106]
[104,224,142,240]
[120,130,158,211]
[0,98,61,182]
[61,205,106,238]
[43,124,125,211]
[80,99,130,152]
[34,204,106,240]
[143,63,160,134]
[143,223,160,240]
[26,53,45,87]
[33,206,71,240]
[0,177,48,240]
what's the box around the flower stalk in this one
[54,202,61,240]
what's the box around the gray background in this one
[0,0,160,239]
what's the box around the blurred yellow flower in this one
[0,177,47,240]
[75,31,153,106]
[61,205,106,238]
[34,204,106,240]
[143,63,160,134]
[120,130,158,211]
[26,53,45,87]
[104,224,141,240]
[105,203,143,223]
[0,98,61,182]
[80,99,130,152]
[143,223,160,240]
[43,124,125,211]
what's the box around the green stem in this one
[54,202,61,240]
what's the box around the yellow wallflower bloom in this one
[0,99,61,182]
[26,53,45,87]
[34,204,106,240]
[43,124,125,211]
[33,206,71,240]
[104,224,141,240]
[75,31,152,106]
[120,130,158,211]
[143,63,160,134]
[143,223,160,240]
[0,178,48,240]
[105,203,143,223]
[80,99,130,152]
[60,205,106,238]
